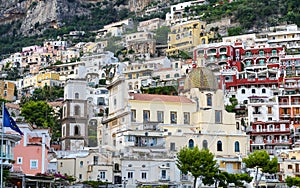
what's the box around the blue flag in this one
[3,106,23,136]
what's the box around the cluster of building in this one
[2,0,300,187]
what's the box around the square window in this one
[99,171,106,180]
[30,160,38,169]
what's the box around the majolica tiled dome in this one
[184,67,218,91]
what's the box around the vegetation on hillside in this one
[1,0,300,57]
[186,0,300,31]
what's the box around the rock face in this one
[0,0,89,36]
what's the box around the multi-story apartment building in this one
[166,20,214,56]
[125,31,156,57]
[0,80,15,101]
[137,18,165,32]
[165,0,206,26]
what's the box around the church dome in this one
[184,67,218,91]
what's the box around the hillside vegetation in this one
[1,0,300,58]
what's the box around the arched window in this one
[217,140,222,151]
[234,141,240,152]
[206,94,212,106]
[188,139,194,149]
[241,89,245,94]
[75,93,79,99]
[252,89,256,94]
[262,88,266,93]
[74,105,80,116]
[80,161,83,168]
[74,125,80,135]
[202,140,208,149]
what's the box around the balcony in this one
[159,176,170,181]
[249,128,290,134]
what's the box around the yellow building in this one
[166,20,214,56]
[0,80,15,101]
[278,146,300,181]
[23,72,61,88]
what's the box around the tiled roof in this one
[6,103,20,110]
[129,93,194,103]
[48,101,63,107]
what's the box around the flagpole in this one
[1,102,4,188]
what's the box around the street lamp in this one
[123,177,127,188]
[97,175,100,188]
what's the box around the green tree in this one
[242,150,278,188]
[286,176,300,187]
[30,86,64,102]
[177,146,218,188]
[20,101,61,140]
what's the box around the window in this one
[30,160,38,169]
[74,125,80,135]
[288,165,293,169]
[206,94,212,106]
[188,139,194,149]
[79,174,82,180]
[128,171,134,179]
[161,170,167,179]
[131,110,136,122]
[80,161,83,168]
[99,171,106,180]
[114,163,120,171]
[262,88,266,93]
[203,140,208,149]
[215,110,222,123]
[17,157,22,164]
[241,89,245,94]
[143,110,150,122]
[252,89,256,94]
[268,107,272,114]
[157,111,164,123]
[75,93,79,99]
[175,63,179,68]
[174,73,180,77]
[217,141,222,151]
[141,172,147,179]
[74,105,80,116]
[93,156,99,165]
[170,111,177,124]
[170,142,176,151]
[166,74,170,78]
[184,112,190,124]
[234,141,240,152]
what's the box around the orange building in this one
[0,80,15,101]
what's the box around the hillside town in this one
[1,0,300,188]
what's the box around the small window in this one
[75,93,79,99]
[30,160,38,169]
[170,142,176,151]
[131,110,136,122]
[203,140,208,149]
[141,172,147,179]
[170,111,177,124]
[74,105,80,116]
[262,88,266,93]
[128,172,134,179]
[234,141,240,152]
[99,171,106,180]
[206,94,212,106]
[215,110,222,124]
[184,112,190,124]
[80,161,83,168]
[17,157,23,164]
[241,89,245,94]
[217,141,222,151]
[143,110,150,122]
[188,139,194,149]
[157,111,164,123]
[252,89,256,94]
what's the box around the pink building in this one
[12,125,51,176]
